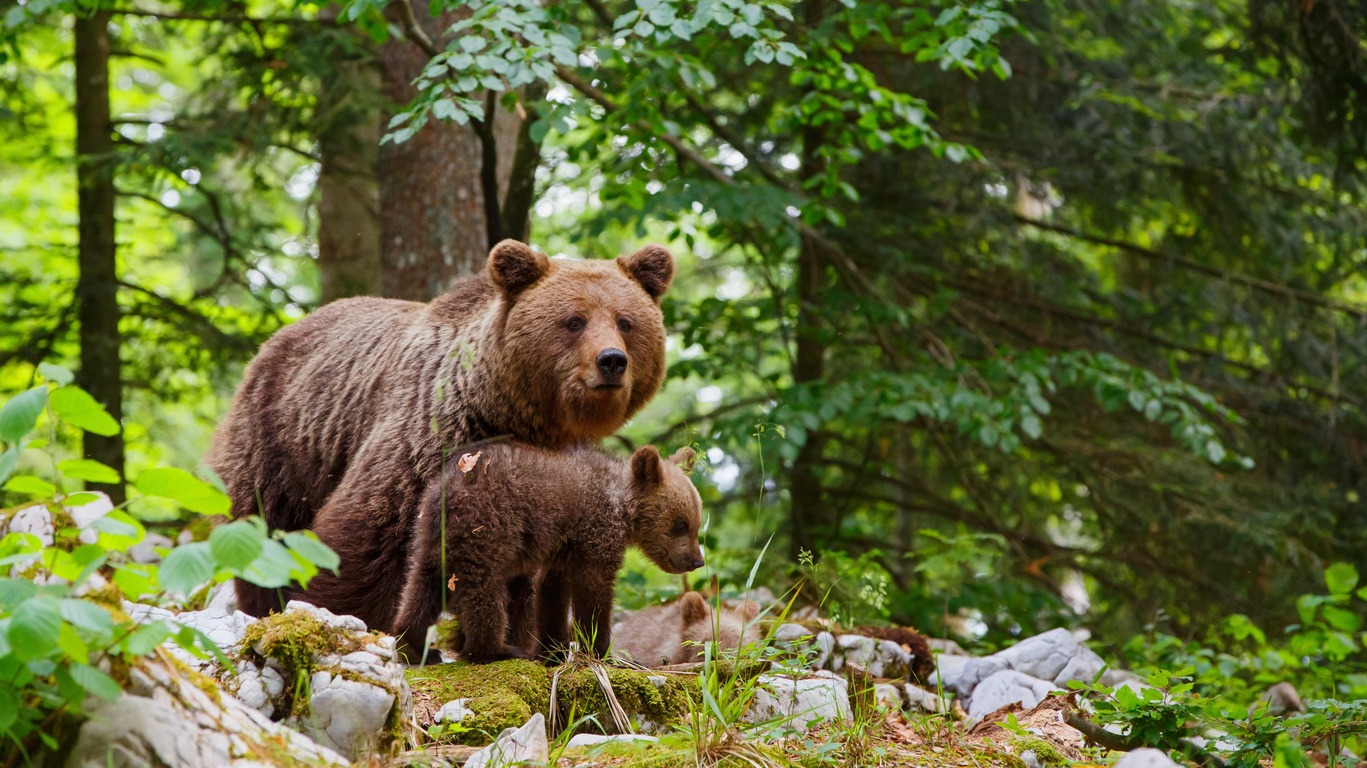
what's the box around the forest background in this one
[1,0,1366,678]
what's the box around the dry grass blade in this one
[590,661,635,734]
[549,665,563,734]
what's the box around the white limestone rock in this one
[1113,748,1183,768]
[954,628,1105,699]
[435,698,473,724]
[966,670,1059,724]
[465,713,549,768]
[874,683,904,711]
[300,671,397,759]
[567,733,659,749]
[903,683,948,714]
[744,670,852,735]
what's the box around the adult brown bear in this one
[207,240,675,628]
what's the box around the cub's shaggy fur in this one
[614,592,762,667]
[391,443,705,663]
[207,240,674,627]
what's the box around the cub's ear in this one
[488,240,550,299]
[630,445,663,489]
[669,446,698,474]
[617,244,674,302]
[679,591,710,626]
[739,600,761,622]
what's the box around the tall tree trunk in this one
[74,10,125,503]
[376,10,534,300]
[316,28,382,303]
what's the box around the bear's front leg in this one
[535,570,571,662]
[453,576,532,663]
[569,570,616,659]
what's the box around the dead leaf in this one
[458,451,481,474]
[447,574,458,590]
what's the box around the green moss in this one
[239,610,357,719]
[1008,735,1071,767]
[406,660,551,745]
[433,616,461,651]
[555,666,695,734]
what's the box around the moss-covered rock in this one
[555,666,695,734]
[1008,735,1073,768]
[407,659,551,745]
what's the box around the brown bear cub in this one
[614,592,762,667]
[392,443,705,664]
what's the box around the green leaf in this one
[68,662,122,702]
[0,578,38,610]
[0,683,17,730]
[1321,605,1362,632]
[4,475,56,498]
[0,387,48,443]
[57,459,121,484]
[122,621,174,656]
[135,468,230,516]
[1325,562,1359,596]
[209,521,264,571]
[159,542,217,594]
[1020,413,1042,440]
[37,363,74,386]
[0,445,17,485]
[48,386,120,436]
[58,599,113,636]
[282,531,340,572]
[240,538,299,588]
[8,597,61,661]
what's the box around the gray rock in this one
[66,694,233,768]
[303,671,397,758]
[965,670,1058,723]
[435,698,473,724]
[928,654,972,691]
[955,628,1105,699]
[813,631,835,669]
[466,712,549,768]
[928,637,968,656]
[283,600,367,632]
[744,670,852,735]
[567,733,659,749]
[832,634,912,678]
[874,683,903,711]
[1112,748,1182,768]
[903,683,948,714]
[772,623,815,644]
[128,532,175,564]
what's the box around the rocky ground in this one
[56,579,1231,768]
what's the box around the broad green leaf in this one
[159,542,217,594]
[283,530,341,572]
[0,578,37,610]
[68,662,122,702]
[58,599,113,636]
[112,563,158,601]
[0,683,17,729]
[4,475,56,498]
[36,363,74,386]
[135,468,230,516]
[240,538,299,588]
[57,622,89,662]
[57,458,121,484]
[209,521,264,571]
[1321,605,1362,632]
[8,597,61,661]
[0,445,18,485]
[122,621,174,656]
[48,387,120,436]
[0,387,47,443]
[1325,562,1359,596]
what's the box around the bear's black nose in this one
[596,348,628,382]
[688,556,705,570]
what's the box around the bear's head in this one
[676,592,762,663]
[626,445,704,574]
[487,240,673,446]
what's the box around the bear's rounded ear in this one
[740,600,761,622]
[630,445,663,489]
[488,240,551,299]
[616,244,674,302]
[669,446,698,475]
[680,591,710,626]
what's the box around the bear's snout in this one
[686,555,705,570]
[595,348,629,384]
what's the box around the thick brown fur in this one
[207,240,675,624]
[614,592,762,667]
[390,443,704,664]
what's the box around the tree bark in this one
[74,10,125,504]
[375,10,529,300]
[316,28,382,303]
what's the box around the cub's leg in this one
[569,569,617,659]
[535,571,571,662]
[506,574,537,655]
[451,575,531,663]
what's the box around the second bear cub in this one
[393,443,704,663]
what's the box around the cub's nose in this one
[687,556,705,570]
[596,348,628,382]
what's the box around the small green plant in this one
[0,364,339,758]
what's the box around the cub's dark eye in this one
[617,317,632,333]
[566,317,586,332]
[671,518,689,536]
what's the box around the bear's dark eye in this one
[617,317,632,333]
[671,518,689,536]
[566,317,586,332]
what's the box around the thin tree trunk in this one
[376,10,536,299]
[788,0,829,559]
[74,10,125,503]
[317,28,382,303]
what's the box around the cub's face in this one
[488,241,673,446]
[627,446,705,575]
